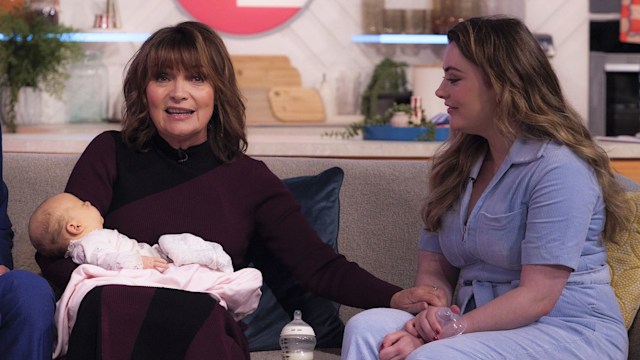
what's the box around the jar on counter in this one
[29,0,60,24]
[66,51,109,123]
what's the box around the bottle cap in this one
[280,310,316,337]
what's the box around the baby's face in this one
[54,193,104,231]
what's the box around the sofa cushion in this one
[607,190,640,329]
[243,167,345,351]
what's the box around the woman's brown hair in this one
[423,16,628,243]
[120,21,247,162]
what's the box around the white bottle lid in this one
[280,310,316,337]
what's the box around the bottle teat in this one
[280,310,315,337]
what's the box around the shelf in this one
[0,32,151,42]
[352,34,448,45]
[61,32,151,42]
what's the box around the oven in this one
[588,1,640,137]
[589,52,640,136]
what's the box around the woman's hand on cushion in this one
[390,285,448,313]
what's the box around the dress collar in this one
[506,137,551,165]
[151,134,212,163]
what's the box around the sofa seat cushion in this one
[607,190,640,329]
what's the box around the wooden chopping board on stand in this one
[243,88,279,124]
[232,55,325,125]
[268,86,325,123]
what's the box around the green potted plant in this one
[360,57,411,122]
[0,4,84,132]
[365,102,437,141]
[324,58,415,139]
[324,102,437,141]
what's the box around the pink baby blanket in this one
[53,264,262,358]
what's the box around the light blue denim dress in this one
[342,138,628,359]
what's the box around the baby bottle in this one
[279,310,316,360]
[435,307,467,339]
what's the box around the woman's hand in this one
[390,285,448,314]
[379,329,425,360]
[0,264,9,276]
[411,305,462,342]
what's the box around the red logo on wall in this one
[177,0,308,35]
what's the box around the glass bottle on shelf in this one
[66,51,109,123]
[482,0,501,16]
[403,0,428,34]
[382,2,404,34]
[455,0,482,22]
[362,0,384,34]
[432,0,457,34]
[29,0,60,24]
[423,0,434,34]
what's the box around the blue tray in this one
[363,125,449,141]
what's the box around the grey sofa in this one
[5,152,640,359]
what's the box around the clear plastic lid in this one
[280,310,316,337]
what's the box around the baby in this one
[28,193,233,273]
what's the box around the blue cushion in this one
[243,167,345,351]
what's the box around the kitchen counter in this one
[4,123,640,160]
[2,123,446,159]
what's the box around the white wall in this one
[525,0,589,122]
[57,0,588,122]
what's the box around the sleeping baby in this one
[28,192,233,273]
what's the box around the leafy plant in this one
[323,58,412,140]
[0,5,84,132]
[386,102,412,117]
[323,102,436,140]
[360,57,409,122]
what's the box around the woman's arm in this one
[390,250,459,313]
[411,263,571,341]
[461,264,570,333]
[415,250,459,305]
[37,131,118,288]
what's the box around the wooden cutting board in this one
[268,86,325,123]
[232,55,301,89]
[242,88,280,124]
[231,55,291,67]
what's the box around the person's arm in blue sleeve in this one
[0,130,14,270]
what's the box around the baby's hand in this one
[141,256,169,272]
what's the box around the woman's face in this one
[435,43,498,137]
[146,68,214,149]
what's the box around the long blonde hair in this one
[422,16,628,243]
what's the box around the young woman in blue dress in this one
[342,16,630,360]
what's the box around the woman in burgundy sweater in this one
[36,21,442,359]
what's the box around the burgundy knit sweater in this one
[37,131,400,309]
